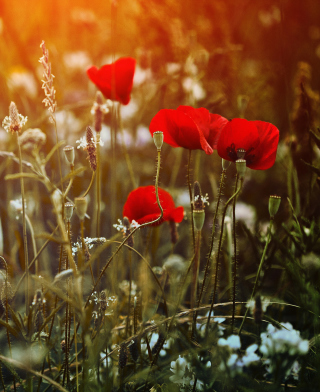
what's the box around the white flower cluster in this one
[246,296,270,314]
[76,135,104,150]
[218,335,260,376]
[113,219,140,232]
[91,100,112,116]
[197,311,225,337]
[194,193,210,207]
[260,323,309,376]
[169,355,205,391]
[71,237,107,256]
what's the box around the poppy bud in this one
[268,195,281,218]
[153,131,164,150]
[63,145,75,166]
[236,148,246,160]
[74,197,87,221]
[193,181,204,211]
[64,202,74,222]
[236,159,246,180]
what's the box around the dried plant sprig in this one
[85,126,97,171]
[2,102,27,134]
[39,40,57,121]
[91,91,111,133]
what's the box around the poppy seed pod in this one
[74,197,87,221]
[193,210,205,231]
[153,131,164,150]
[63,145,75,166]
[268,195,281,218]
[236,159,247,180]
[64,202,74,222]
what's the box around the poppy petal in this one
[249,121,279,170]
[87,57,136,105]
[123,186,184,226]
[217,119,260,162]
[149,106,227,154]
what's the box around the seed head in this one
[85,126,97,171]
[2,102,28,134]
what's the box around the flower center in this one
[226,144,255,165]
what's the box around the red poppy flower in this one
[87,57,136,105]
[123,186,184,226]
[217,118,279,170]
[149,106,228,155]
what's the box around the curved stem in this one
[80,171,95,198]
[238,218,274,335]
[206,178,243,335]
[17,133,29,314]
[96,132,101,239]
[187,149,195,251]
[25,214,38,275]
[191,231,201,310]
[63,176,74,199]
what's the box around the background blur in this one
[1,0,320,274]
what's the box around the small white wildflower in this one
[90,101,111,116]
[2,102,28,134]
[194,193,210,206]
[113,218,140,232]
[218,335,241,350]
[76,135,104,149]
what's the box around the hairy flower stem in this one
[96,132,101,238]
[206,179,243,336]
[63,221,71,386]
[191,231,201,337]
[238,218,274,336]
[24,214,38,276]
[191,231,201,310]
[187,149,195,251]
[126,251,132,339]
[196,169,226,310]
[80,171,95,198]
[231,175,239,332]
[17,133,29,315]
[52,118,64,205]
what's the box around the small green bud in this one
[193,210,205,231]
[268,195,281,218]
[153,131,164,150]
[236,159,246,179]
[74,197,87,221]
